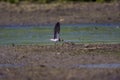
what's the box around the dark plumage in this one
[54,22,60,39]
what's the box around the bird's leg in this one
[55,41,57,45]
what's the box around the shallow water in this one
[73,63,120,68]
[0,64,23,68]
[0,63,120,69]
[0,23,120,45]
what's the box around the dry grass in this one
[0,2,119,25]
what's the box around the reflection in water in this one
[74,63,120,68]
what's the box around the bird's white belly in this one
[50,38,59,42]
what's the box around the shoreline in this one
[0,2,120,79]
[0,22,120,26]
[0,43,120,69]
[0,41,120,80]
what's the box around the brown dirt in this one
[0,2,120,25]
[0,43,120,80]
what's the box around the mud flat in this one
[0,43,120,80]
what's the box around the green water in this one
[0,24,120,45]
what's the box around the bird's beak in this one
[60,18,64,22]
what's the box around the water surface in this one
[74,63,120,68]
[0,64,23,68]
[0,23,120,45]
[0,63,120,69]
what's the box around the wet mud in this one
[0,43,120,80]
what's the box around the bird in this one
[50,22,61,42]
[50,18,64,42]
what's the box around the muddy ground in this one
[0,2,120,25]
[0,2,120,80]
[0,43,120,80]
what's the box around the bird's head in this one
[59,18,64,22]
